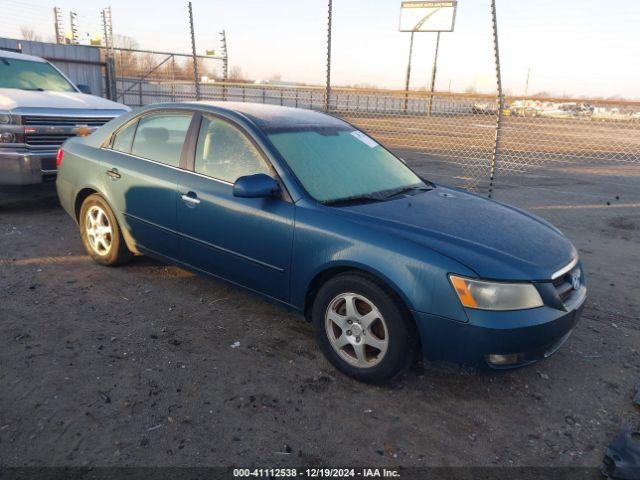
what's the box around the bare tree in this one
[20,26,41,42]
[112,34,139,50]
[228,66,247,82]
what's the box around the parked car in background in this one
[0,50,129,185]
[471,102,511,116]
[56,102,586,383]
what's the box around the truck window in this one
[0,57,77,93]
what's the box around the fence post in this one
[488,0,504,199]
[138,77,143,106]
[220,30,228,101]
[188,2,201,101]
[171,55,176,102]
[104,57,117,100]
[323,0,333,112]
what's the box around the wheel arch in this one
[302,262,417,323]
[74,187,139,255]
[74,187,99,222]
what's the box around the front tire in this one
[312,273,419,383]
[79,193,132,266]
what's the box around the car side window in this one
[194,114,270,183]
[111,120,137,154]
[131,112,193,167]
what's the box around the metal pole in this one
[403,31,415,112]
[220,30,228,101]
[171,55,176,102]
[428,31,441,115]
[188,2,201,100]
[324,0,333,112]
[488,0,504,199]
[101,8,117,100]
[69,11,79,45]
[53,7,63,44]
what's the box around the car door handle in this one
[106,168,121,180]
[181,192,201,205]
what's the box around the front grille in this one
[553,266,581,304]
[25,134,72,146]
[22,115,114,148]
[22,116,113,127]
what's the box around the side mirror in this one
[76,84,92,94]
[233,173,280,198]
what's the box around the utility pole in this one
[488,0,504,199]
[69,11,79,45]
[428,31,441,115]
[53,7,64,44]
[219,29,228,101]
[101,7,117,100]
[524,65,531,96]
[324,0,333,112]
[188,2,201,100]
[403,31,415,112]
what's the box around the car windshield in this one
[267,126,424,203]
[0,57,76,92]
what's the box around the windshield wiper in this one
[322,194,387,206]
[380,184,433,200]
[20,87,45,91]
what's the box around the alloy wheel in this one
[85,205,113,256]
[324,292,389,368]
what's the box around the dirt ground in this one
[1,154,639,469]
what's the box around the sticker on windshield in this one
[350,130,378,148]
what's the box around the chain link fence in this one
[113,77,640,200]
[5,0,637,203]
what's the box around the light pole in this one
[403,31,415,112]
[428,31,441,115]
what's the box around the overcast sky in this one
[3,0,639,98]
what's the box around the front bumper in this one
[0,148,57,185]
[413,286,586,369]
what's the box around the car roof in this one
[163,101,349,132]
[0,49,47,63]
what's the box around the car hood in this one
[339,186,576,281]
[0,88,129,113]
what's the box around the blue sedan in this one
[56,102,586,383]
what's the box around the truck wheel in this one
[312,273,419,383]
[79,193,132,266]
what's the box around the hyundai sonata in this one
[56,102,586,383]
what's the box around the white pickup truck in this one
[0,50,129,185]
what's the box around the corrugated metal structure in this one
[0,37,105,97]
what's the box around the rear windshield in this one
[0,57,76,92]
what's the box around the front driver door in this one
[176,113,295,302]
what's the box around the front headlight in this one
[449,274,543,311]
[0,111,12,125]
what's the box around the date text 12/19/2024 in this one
[233,468,401,478]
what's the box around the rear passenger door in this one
[176,113,295,302]
[102,110,194,260]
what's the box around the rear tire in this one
[79,193,132,266]
[312,273,419,383]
